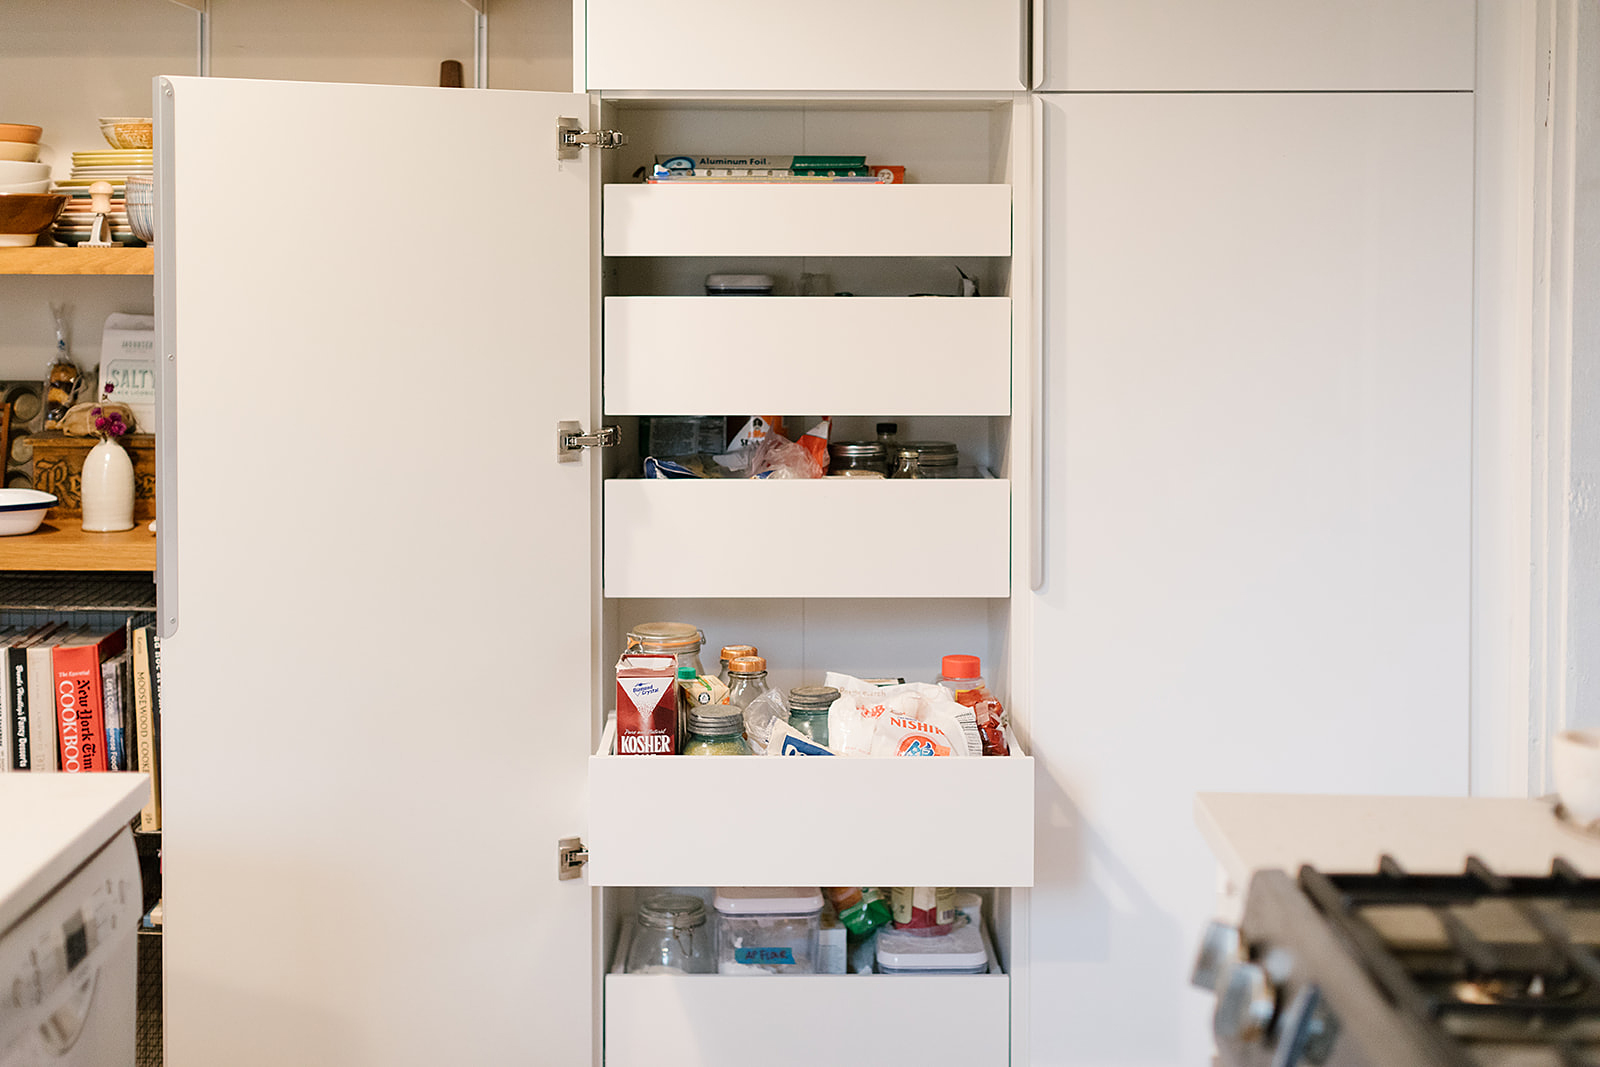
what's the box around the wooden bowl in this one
[0,123,43,145]
[0,192,70,239]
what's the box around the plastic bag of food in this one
[823,673,979,757]
[824,887,892,939]
[764,721,837,756]
[741,686,790,753]
[747,429,823,479]
[798,418,831,473]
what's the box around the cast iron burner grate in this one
[1300,856,1600,1066]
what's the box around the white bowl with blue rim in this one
[0,489,57,535]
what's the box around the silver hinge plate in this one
[558,837,589,880]
[557,118,628,160]
[557,421,619,462]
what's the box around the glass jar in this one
[727,655,771,709]
[626,621,706,676]
[626,893,714,974]
[787,685,839,747]
[718,644,757,686]
[875,421,899,462]
[892,441,959,479]
[828,440,889,476]
[683,705,751,755]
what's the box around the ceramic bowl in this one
[0,160,49,184]
[0,142,40,163]
[124,176,154,243]
[0,193,70,246]
[99,118,152,150]
[0,123,43,145]
[0,489,57,535]
[0,180,51,195]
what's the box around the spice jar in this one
[828,440,889,476]
[626,893,714,974]
[892,441,959,479]
[727,656,770,709]
[683,704,751,755]
[787,686,839,747]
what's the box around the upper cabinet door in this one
[579,0,1026,91]
[156,77,596,1067]
[1036,0,1475,91]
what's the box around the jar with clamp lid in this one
[626,621,706,676]
[892,441,959,479]
[626,893,714,974]
[787,686,839,747]
[828,441,889,476]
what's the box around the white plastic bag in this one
[823,673,979,757]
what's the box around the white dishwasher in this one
[0,775,149,1067]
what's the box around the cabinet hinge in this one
[558,836,589,880]
[557,421,619,462]
[557,118,628,161]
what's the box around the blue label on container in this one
[734,947,796,966]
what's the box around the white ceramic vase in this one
[80,436,135,532]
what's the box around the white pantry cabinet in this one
[1027,90,1473,1064]
[577,0,1026,92]
[156,76,1034,1067]
[1035,0,1475,91]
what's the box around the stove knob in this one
[1190,920,1241,992]
[1214,960,1277,1045]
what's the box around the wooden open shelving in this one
[2,519,156,571]
[0,246,153,275]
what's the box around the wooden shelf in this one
[2,519,156,570]
[0,246,153,276]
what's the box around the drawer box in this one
[603,478,1011,599]
[588,721,1033,888]
[602,184,1012,257]
[604,923,1009,1067]
[603,297,1012,417]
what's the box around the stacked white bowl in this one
[0,124,49,194]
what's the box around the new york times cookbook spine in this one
[52,629,126,773]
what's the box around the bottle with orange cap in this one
[717,644,757,687]
[935,654,1009,756]
[726,655,771,710]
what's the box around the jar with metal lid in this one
[787,686,839,747]
[828,440,889,476]
[892,441,960,479]
[718,644,758,686]
[626,893,714,974]
[727,655,771,710]
[683,705,751,755]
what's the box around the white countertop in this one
[1195,792,1600,892]
[0,773,150,935]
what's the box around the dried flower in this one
[90,383,128,440]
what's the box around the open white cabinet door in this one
[154,77,596,1067]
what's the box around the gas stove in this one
[1195,856,1600,1067]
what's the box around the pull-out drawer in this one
[604,923,1009,1067]
[588,721,1033,888]
[604,296,1012,417]
[603,479,1011,599]
[602,184,1012,257]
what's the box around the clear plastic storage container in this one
[713,887,823,974]
[875,922,989,975]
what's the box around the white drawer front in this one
[588,736,1034,888]
[604,297,1012,416]
[603,184,1012,258]
[603,479,1011,599]
[604,970,1009,1066]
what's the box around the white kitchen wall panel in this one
[1036,0,1475,91]
[1028,90,1473,1064]
[578,0,1025,92]
[603,296,1012,416]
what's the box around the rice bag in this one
[823,673,980,757]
